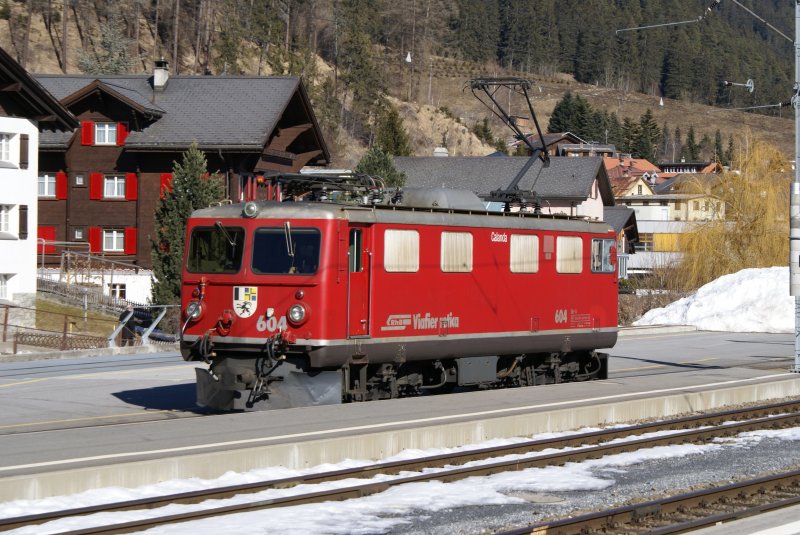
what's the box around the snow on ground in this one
[4,426,800,535]
[633,266,794,333]
[3,267,797,533]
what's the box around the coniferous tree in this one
[547,91,575,133]
[607,112,623,149]
[375,103,411,156]
[151,143,225,305]
[77,15,139,74]
[336,0,385,139]
[585,110,607,144]
[571,93,591,139]
[673,127,683,162]
[356,147,406,187]
[699,132,712,161]
[659,122,670,162]
[685,126,699,161]
[725,134,735,167]
[633,108,659,162]
[620,116,638,155]
[714,130,724,164]
[211,0,246,74]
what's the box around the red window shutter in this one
[88,227,102,253]
[117,122,128,146]
[124,228,137,255]
[160,173,173,199]
[89,173,103,200]
[37,226,56,254]
[81,121,94,145]
[55,172,68,200]
[125,173,138,200]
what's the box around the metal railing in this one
[36,277,147,317]
[618,253,629,279]
[1,302,179,355]
[107,305,179,348]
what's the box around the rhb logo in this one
[381,314,412,331]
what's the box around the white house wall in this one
[0,116,37,306]
[41,269,153,304]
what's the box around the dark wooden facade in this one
[36,75,330,270]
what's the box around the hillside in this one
[1,0,794,166]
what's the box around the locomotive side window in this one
[440,232,472,272]
[591,238,616,273]
[510,234,539,273]
[186,226,244,274]
[384,229,419,272]
[252,227,321,275]
[556,236,583,273]
[349,229,362,272]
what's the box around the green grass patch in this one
[35,297,118,337]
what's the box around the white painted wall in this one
[40,268,154,304]
[0,116,38,306]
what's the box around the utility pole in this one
[790,1,800,373]
[620,0,800,373]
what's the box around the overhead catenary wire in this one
[616,0,721,34]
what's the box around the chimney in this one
[153,58,169,91]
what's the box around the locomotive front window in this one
[186,225,244,274]
[252,227,321,275]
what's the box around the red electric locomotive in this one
[180,175,618,410]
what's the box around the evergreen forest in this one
[1,0,794,161]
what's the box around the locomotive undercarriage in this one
[193,347,608,410]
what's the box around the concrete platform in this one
[0,365,798,501]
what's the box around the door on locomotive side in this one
[347,225,371,337]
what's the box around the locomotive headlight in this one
[288,303,307,325]
[242,201,259,218]
[185,300,203,321]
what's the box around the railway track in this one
[496,469,800,534]
[3,399,800,534]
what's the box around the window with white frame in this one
[94,123,118,145]
[510,234,539,273]
[440,232,473,272]
[74,228,84,240]
[104,175,126,198]
[384,229,419,272]
[0,133,11,162]
[556,236,584,274]
[0,274,9,300]
[108,283,126,299]
[38,174,56,197]
[0,205,10,233]
[103,229,125,252]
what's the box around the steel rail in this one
[2,400,800,534]
[496,469,800,535]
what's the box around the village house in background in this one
[32,61,329,302]
[395,155,615,221]
[606,155,723,276]
[0,47,76,311]
[510,131,616,158]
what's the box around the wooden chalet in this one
[34,62,330,270]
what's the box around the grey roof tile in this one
[394,156,614,204]
[603,206,636,234]
[34,75,301,149]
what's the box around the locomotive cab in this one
[180,203,344,409]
